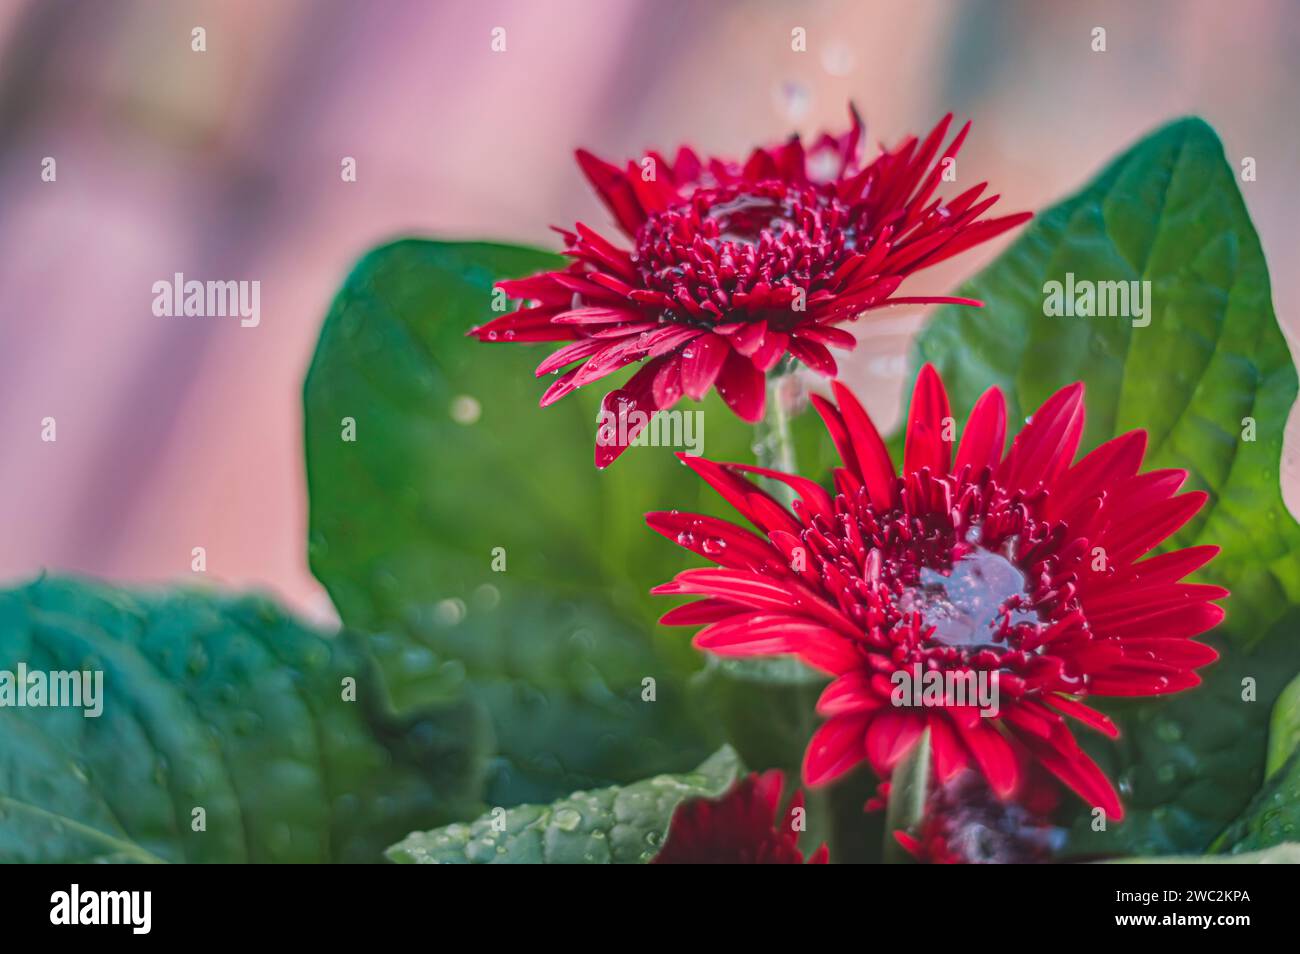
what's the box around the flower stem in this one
[882,728,931,862]
[754,367,832,857]
[754,368,800,505]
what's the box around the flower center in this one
[633,182,857,322]
[700,192,790,247]
[898,547,1041,653]
[789,469,1093,692]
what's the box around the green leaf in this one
[690,657,825,771]
[379,591,718,806]
[0,576,486,863]
[906,117,1300,855]
[303,239,795,800]
[1266,670,1300,778]
[1210,677,1300,855]
[1107,842,1300,863]
[1210,747,1300,854]
[305,239,759,634]
[386,745,742,864]
[1069,614,1300,856]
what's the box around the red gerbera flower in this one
[652,769,828,864]
[648,365,1226,819]
[470,108,1030,467]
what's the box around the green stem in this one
[754,369,800,505]
[754,366,833,852]
[882,728,932,863]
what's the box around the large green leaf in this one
[303,240,761,800]
[906,117,1300,855]
[387,745,742,864]
[305,239,762,632]
[0,576,485,863]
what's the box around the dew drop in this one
[435,598,466,626]
[701,538,727,556]
[450,394,481,425]
[1155,721,1182,743]
[473,583,501,611]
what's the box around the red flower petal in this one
[828,381,897,509]
[817,671,885,717]
[953,385,1007,473]
[1103,491,1208,566]
[951,719,1019,798]
[645,510,779,571]
[593,359,664,469]
[694,613,840,657]
[574,148,645,236]
[679,333,730,400]
[865,709,927,777]
[803,715,870,786]
[658,598,740,626]
[651,355,684,407]
[714,351,765,422]
[904,363,953,476]
[1042,695,1120,738]
[928,712,970,783]
[1120,545,1220,585]
[999,382,1086,493]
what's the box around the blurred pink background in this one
[2,0,1297,620]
